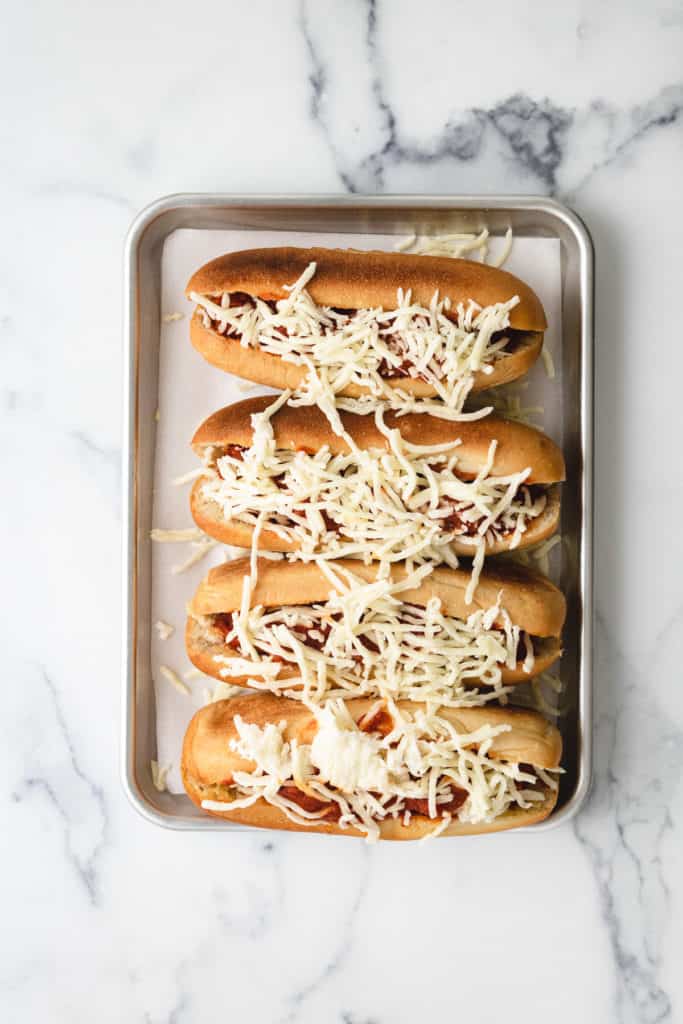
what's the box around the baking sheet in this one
[150,229,563,793]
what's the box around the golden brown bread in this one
[186,247,546,393]
[190,395,563,556]
[192,396,565,483]
[181,694,561,838]
[188,557,565,684]
[189,557,566,636]
[186,247,547,330]
[186,557,564,689]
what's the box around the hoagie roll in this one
[182,693,562,840]
[187,247,546,417]
[191,395,564,563]
[187,557,565,704]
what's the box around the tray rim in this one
[122,191,594,834]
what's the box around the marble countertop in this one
[2,1,682,1021]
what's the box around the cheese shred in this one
[160,665,190,696]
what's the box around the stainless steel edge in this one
[122,193,594,833]
[122,197,215,829]
[121,202,138,819]
[521,198,594,830]
[121,197,185,829]
[122,201,147,823]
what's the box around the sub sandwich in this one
[186,557,566,705]
[190,395,565,570]
[181,693,563,839]
[186,247,547,419]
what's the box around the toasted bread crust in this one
[190,485,297,552]
[186,247,547,330]
[185,694,562,771]
[190,396,564,558]
[192,395,566,483]
[188,556,566,637]
[190,312,543,395]
[181,694,561,838]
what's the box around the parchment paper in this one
[151,228,562,792]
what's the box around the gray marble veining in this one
[1,1,682,1021]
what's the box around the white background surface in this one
[152,229,562,792]
[2,2,682,1022]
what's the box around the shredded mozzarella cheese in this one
[542,347,556,380]
[401,228,491,261]
[193,560,532,706]
[395,227,513,269]
[172,467,206,486]
[150,760,170,792]
[492,228,514,268]
[477,387,545,427]
[531,534,562,577]
[190,262,523,427]
[159,664,190,696]
[171,539,217,575]
[184,667,204,680]
[528,672,572,718]
[150,527,205,543]
[197,405,546,577]
[202,699,550,842]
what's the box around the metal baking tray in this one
[122,194,593,832]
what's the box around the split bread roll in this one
[186,246,546,396]
[181,693,562,839]
[190,396,565,558]
[186,556,565,696]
